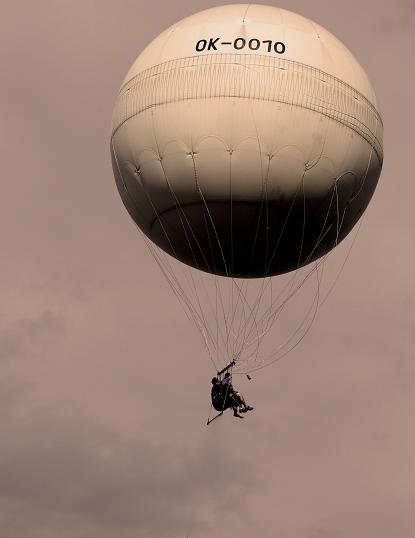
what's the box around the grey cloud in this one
[308,527,345,538]
[0,392,258,538]
[0,310,65,361]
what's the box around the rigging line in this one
[251,177,307,342]
[110,142,211,347]
[241,250,328,352]
[194,179,230,276]
[320,215,364,308]
[185,269,224,362]
[248,273,310,350]
[215,279,219,364]
[158,162,211,274]
[146,191,223,358]
[228,140,236,356]
[246,215,322,329]
[228,265,252,354]
[264,180,301,275]
[258,172,307,339]
[228,122,270,339]
[221,280,252,364]
[249,161,270,267]
[182,257,226,358]
[316,148,374,308]
[143,239,216,353]
[138,175,219,358]
[265,167,336,276]
[188,151,228,360]
[235,292,249,360]
[235,307,265,366]
[189,160,237,360]
[253,223,333,333]
[227,276,253,356]
[265,260,323,360]
[142,236,218,369]
[186,138,219,277]
[228,277,264,364]
[155,266,218,370]
[258,194,339,343]
[142,242,201,331]
[149,182,222,358]
[249,281,265,345]
[237,274,274,355]
[184,270,220,358]
[245,172,306,326]
[209,277,224,365]
[241,266,313,350]
[321,161,372,310]
[274,256,324,353]
[257,275,322,371]
[198,271,233,362]
[131,163,220,365]
[244,196,354,365]
[250,94,276,344]
[110,142,215,359]
[253,178,340,332]
[194,181,240,355]
[296,174,307,271]
[247,93,269,272]
[229,112,235,338]
[226,280,244,358]
[197,278,232,365]
[239,95,273,357]
[149,111,223,284]
[248,294,317,369]
[313,167,368,311]
[352,148,374,200]
[246,267,302,342]
[215,278,233,362]
[142,217,214,353]
[232,279,252,358]
[211,277,233,361]
[334,180,340,242]
[241,257,323,374]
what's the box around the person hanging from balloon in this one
[211,362,253,419]
[221,371,254,417]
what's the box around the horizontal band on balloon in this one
[112,54,383,162]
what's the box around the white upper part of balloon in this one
[121,3,378,107]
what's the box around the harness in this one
[207,360,236,425]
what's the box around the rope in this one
[112,90,372,377]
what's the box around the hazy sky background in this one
[1,1,414,537]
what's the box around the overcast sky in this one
[1,1,414,537]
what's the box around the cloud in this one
[0,387,258,538]
[0,310,65,362]
[308,527,345,538]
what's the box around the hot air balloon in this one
[110,4,383,375]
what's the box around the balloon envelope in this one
[111,4,383,277]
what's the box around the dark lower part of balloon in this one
[148,197,364,278]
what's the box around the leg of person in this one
[233,406,243,418]
[237,392,254,412]
[238,393,247,408]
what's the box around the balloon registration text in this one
[195,38,286,54]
